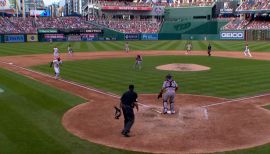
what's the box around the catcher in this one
[158,74,178,114]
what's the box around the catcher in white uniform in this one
[50,59,62,79]
[244,44,252,57]
[158,74,178,114]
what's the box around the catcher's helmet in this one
[166,74,172,79]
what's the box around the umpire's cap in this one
[129,85,134,90]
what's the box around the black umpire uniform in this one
[208,43,212,56]
[120,85,138,137]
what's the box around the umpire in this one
[120,85,138,137]
[208,43,212,56]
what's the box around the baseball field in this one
[1,40,270,154]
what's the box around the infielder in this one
[158,74,178,114]
[68,44,73,56]
[50,58,62,79]
[134,54,143,70]
[244,44,252,57]
[125,42,129,53]
[186,42,192,55]
[53,47,60,59]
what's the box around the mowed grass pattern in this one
[0,68,138,154]
[33,56,270,98]
[1,40,270,56]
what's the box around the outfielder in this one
[125,42,129,53]
[134,54,143,70]
[244,44,252,57]
[186,42,192,55]
[67,44,73,56]
[50,58,62,79]
[158,74,178,114]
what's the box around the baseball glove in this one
[114,106,121,119]
[49,61,53,67]
[157,92,162,99]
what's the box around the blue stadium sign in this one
[125,34,139,40]
[4,35,25,43]
[220,31,245,40]
[141,33,158,40]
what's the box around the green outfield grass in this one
[33,56,270,98]
[0,40,270,56]
[0,68,138,154]
[264,105,270,110]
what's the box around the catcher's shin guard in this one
[170,102,175,114]
[163,101,168,114]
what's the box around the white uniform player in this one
[244,45,252,57]
[160,74,178,114]
[68,45,73,56]
[186,43,192,55]
[52,59,62,79]
[125,42,129,53]
[53,47,59,59]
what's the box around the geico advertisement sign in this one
[220,31,244,39]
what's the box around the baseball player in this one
[53,47,60,59]
[244,44,252,57]
[67,44,73,56]
[50,58,62,79]
[134,54,143,70]
[186,41,192,55]
[158,74,178,114]
[125,42,129,53]
[207,43,212,56]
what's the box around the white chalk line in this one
[3,60,270,117]
[201,93,270,108]
[0,60,162,114]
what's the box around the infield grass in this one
[0,40,270,56]
[0,68,138,154]
[33,56,270,98]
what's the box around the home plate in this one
[8,62,13,65]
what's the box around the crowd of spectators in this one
[221,17,270,30]
[236,0,270,11]
[246,20,270,29]
[221,18,249,30]
[0,16,96,34]
[95,18,161,33]
[97,0,214,8]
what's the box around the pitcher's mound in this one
[156,63,210,71]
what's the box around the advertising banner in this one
[141,33,158,40]
[125,34,139,40]
[30,10,50,16]
[27,35,38,42]
[38,29,58,33]
[102,6,152,11]
[4,35,25,42]
[220,31,245,40]
[67,35,81,41]
[44,34,64,39]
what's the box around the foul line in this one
[0,61,162,114]
[201,93,270,108]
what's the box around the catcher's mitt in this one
[114,106,121,119]
[157,92,162,99]
[49,61,53,67]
